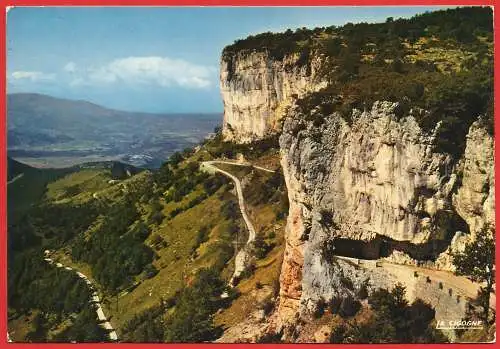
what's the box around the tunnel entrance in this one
[333,236,451,261]
[333,238,381,260]
[332,209,469,261]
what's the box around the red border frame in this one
[0,1,497,5]
[1,2,498,348]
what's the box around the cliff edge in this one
[219,6,494,338]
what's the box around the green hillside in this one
[7,133,287,342]
[7,158,74,223]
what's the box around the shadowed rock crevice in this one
[330,207,469,261]
[332,235,447,261]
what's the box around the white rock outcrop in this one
[276,101,494,326]
[218,21,494,341]
[453,122,495,236]
[220,51,326,142]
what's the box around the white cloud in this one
[63,62,77,73]
[87,56,215,89]
[10,71,55,81]
[9,57,215,90]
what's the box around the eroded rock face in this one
[276,167,306,325]
[276,101,495,324]
[280,101,456,243]
[218,50,494,331]
[220,51,326,142]
[453,122,495,236]
[436,121,496,270]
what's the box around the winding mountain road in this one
[335,255,495,310]
[208,160,276,173]
[43,255,118,341]
[9,159,270,342]
[7,173,24,185]
[201,160,276,285]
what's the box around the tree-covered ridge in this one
[223,7,492,60]
[293,55,492,158]
[223,7,493,159]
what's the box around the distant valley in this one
[7,93,221,168]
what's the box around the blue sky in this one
[7,6,451,113]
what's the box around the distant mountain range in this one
[7,93,221,168]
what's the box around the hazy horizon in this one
[7,91,223,115]
[7,6,452,113]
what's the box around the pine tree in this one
[452,226,495,323]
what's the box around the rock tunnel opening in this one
[332,210,469,261]
[333,236,449,261]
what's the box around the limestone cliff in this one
[453,122,495,236]
[276,101,494,325]
[220,51,326,142]
[436,121,496,270]
[219,7,494,337]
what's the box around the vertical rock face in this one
[276,101,495,324]
[218,8,493,339]
[453,123,495,236]
[276,161,305,324]
[280,101,456,244]
[434,122,496,270]
[220,52,326,142]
